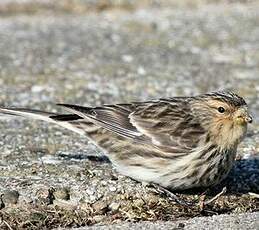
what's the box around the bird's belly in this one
[115,164,163,184]
[111,149,236,191]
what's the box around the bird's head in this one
[191,91,252,149]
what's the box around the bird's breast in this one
[162,145,237,190]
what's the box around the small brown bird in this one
[0,91,252,191]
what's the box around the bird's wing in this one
[58,100,205,153]
[56,103,148,142]
[129,100,205,153]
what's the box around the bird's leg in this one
[199,186,227,210]
[204,186,227,205]
[149,183,193,207]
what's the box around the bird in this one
[0,91,253,191]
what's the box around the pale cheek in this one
[212,117,233,133]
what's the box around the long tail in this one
[0,107,86,135]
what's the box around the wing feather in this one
[57,104,148,143]
[129,100,205,151]
[58,100,205,154]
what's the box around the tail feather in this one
[0,107,57,122]
[50,114,82,121]
[0,107,85,135]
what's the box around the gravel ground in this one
[0,0,258,229]
[70,211,259,230]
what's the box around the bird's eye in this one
[217,107,225,113]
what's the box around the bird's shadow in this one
[57,152,110,163]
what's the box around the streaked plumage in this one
[0,91,252,190]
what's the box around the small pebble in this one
[92,215,106,223]
[134,199,145,207]
[53,200,77,210]
[92,200,109,214]
[122,55,133,63]
[2,190,19,205]
[137,66,146,75]
[53,187,70,200]
[109,202,120,211]
[36,187,55,204]
[109,186,117,192]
